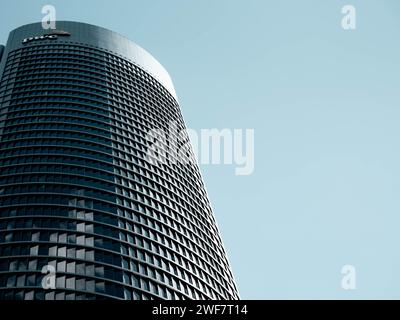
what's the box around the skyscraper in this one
[0,22,239,300]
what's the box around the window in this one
[66,277,75,289]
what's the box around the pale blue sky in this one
[1,0,400,299]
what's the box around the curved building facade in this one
[0,21,239,300]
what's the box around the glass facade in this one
[0,22,239,300]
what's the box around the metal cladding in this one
[0,45,4,63]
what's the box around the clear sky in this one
[1,0,400,299]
